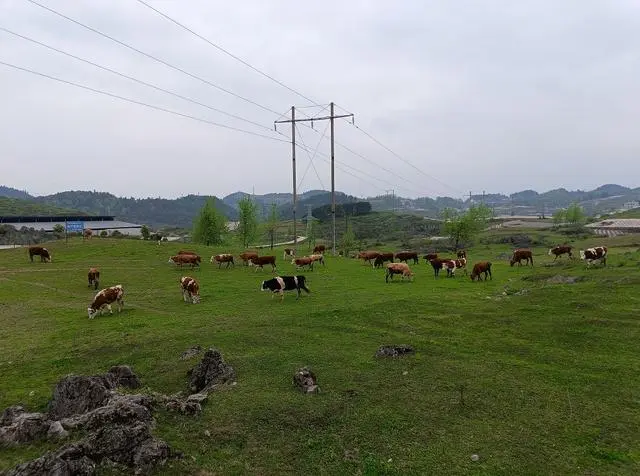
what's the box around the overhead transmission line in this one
[131,0,462,197]
[0,60,288,143]
[0,27,274,134]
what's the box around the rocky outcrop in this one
[188,348,236,393]
[293,368,319,394]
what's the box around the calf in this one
[470,261,492,281]
[385,262,414,282]
[283,248,296,260]
[357,250,381,266]
[395,251,419,265]
[211,253,234,268]
[180,276,200,304]
[292,256,314,271]
[87,267,100,290]
[169,254,201,268]
[373,252,394,269]
[548,245,573,260]
[87,285,124,319]
[249,255,277,272]
[580,246,607,267]
[510,248,533,267]
[239,251,259,266]
[28,246,51,263]
[313,244,326,254]
[261,275,310,301]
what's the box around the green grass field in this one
[1,235,639,475]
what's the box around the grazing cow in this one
[423,253,438,262]
[168,254,201,268]
[385,262,414,283]
[443,257,468,277]
[249,255,277,272]
[283,248,296,260]
[292,256,314,271]
[87,267,100,290]
[239,251,259,266]
[83,228,93,240]
[470,261,492,281]
[395,251,419,265]
[87,284,124,319]
[510,248,534,267]
[357,250,381,266]
[261,275,310,301]
[313,244,326,254]
[309,254,325,266]
[373,252,394,269]
[548,245,573,260]
[28,246,51,263]
[457,250,467,259]
[580,246,607,267]
[180,276,200,304]
[210,253,235,268]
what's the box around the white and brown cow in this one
[283,248,296,260]
[180,276,200,304]
[580,246,607,267]
[87,285,124,319]
[548,245,573,260]
[210,253,234,268]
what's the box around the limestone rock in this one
[188,348,236,393]
[293,367,319,394]
[375,345,416,358]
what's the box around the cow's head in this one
[579,250,586,260]
[260,280,267,291]
[191,294,200,304]
[248,260,256,267]
[509,258,516,267]
[87,307,98,319]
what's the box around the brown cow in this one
[87,285,124,319]
[313,244,326,254]
[457,250,467,259]
[510,248,533,267]
[580,246,607,267]
[28,246,51,263]
[470,261,492,281]
[249,256,277,272]
[88,267,100,290]
[292,256,314,270]
[180,276,200,304]
[168,254,201,268]
[395,251,419,265]
[357,250,381,266]
[385,262,414,282]
[423,253,438,262]
[548,245,573,260]
[210,253,234,268]
[83,228,93,240]
[239,251,259,266]
[373,252,394,269]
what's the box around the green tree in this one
[340,219,356,256]
[236,195,259,248]
[441,204,492,250]
[552,209,566,224]
[264,203,278,249]
[52,224,64,234]
[193,198,227,246]
[564,202,586,225]
[140,224,150,240]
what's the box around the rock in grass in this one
[188,348,236,393]
[375,345,415,358]
[293,367,319,394]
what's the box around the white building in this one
[0,215,143,236]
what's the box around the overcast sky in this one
[1,0,639,200]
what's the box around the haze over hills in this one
[1,183,639,229]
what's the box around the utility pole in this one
[275,102,353,256]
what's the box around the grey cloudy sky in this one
[1,0,639,200]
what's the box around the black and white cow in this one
[260,275,310,301]
[580,246,607,267]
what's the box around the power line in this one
[134,0,320,106]
[0,27,275,133]
[295,124,327,191]
[0,60,288,143]
[25,0,282,116]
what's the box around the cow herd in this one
[23,241,610,318]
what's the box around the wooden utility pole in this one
[275,103,353,255]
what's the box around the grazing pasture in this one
[1,237,639,474]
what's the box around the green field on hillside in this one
[1,236,639,474]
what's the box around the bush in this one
[100,230,108,238]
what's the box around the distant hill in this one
[0,197,88,217]
[31,191,237,229]
[0,185,33,200]
[223,189,329,217]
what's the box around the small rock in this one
[47,421,69,440]
[402,371,409,376]
[293,367,319,394]
[188,348,236,393]
[107,365,141,389]
[375,345,415,358]
[471,454,480,462]
[204,430,211,437]
[29,391,35,397]
[186,393,208,404]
